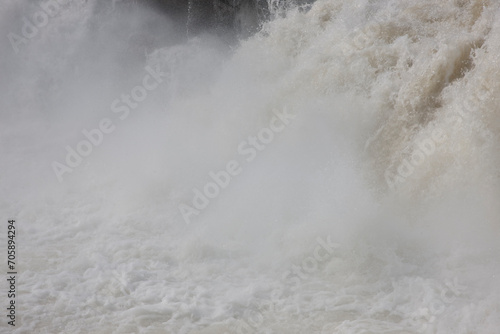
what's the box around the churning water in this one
[1,0,500,333]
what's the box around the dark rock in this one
[132,0,316,38]
[153,0,266,36]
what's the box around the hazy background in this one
[1,0,500,333]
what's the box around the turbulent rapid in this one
[1,0,499,333]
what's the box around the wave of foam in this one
[1,0,499,333]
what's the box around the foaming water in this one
[1,0,499,333]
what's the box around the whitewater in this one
[1,0,499,333]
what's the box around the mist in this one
[1,0,500,333]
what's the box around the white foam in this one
[1,0,500,333]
